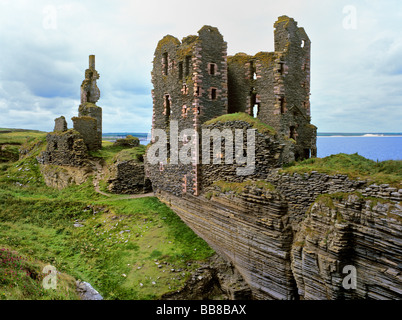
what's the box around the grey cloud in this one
[1,0,402,133]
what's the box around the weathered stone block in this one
[72,116,100,151]
[108,160,152,194]
[113,135,140,148]
[54,116,68,132]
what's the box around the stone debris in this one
[76,281,103,300]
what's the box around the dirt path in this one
[91,160,154,200]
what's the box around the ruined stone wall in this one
[146,119,296,197]
[146,162,195,197]
[195,26,228,125]
[108,160,152,194]
[77,103,102,150]
[72,116,100,151]
[151,26,228,196]
[54,116,68,132]
[39,129,89,167]
[273,17,315,159]
[45,55,102,154]
[227,53,252,114]
[200,120,293,192]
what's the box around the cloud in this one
[0,0,401,133]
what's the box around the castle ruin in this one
[146,17,402,300]
[147,16,317,197]
[40,55,102,166]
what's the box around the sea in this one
[103,132,402,162]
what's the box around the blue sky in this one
[0,0,401,133]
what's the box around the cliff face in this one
[155,171,402,300]
[293,193,402,299]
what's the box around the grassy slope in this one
[0,129,46,145]
[0,131,214,300]
[0,129,47,162]
[281,153,402,188]
[1,131,400,300]
[204,112,277,136]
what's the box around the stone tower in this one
[150,26,228,195]
[151,26,228,135]
[147,16,317,197]
[227,16,316,160]
[72,55,102,151]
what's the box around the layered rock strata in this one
[156,171,402,300]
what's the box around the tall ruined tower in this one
[151,26,228,134]
[150,26,228,195]
[72,55,102,151]
[227,16,316,160]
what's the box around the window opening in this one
[162,52,168,75]
[185,56,191,77]
[178,61,183,79]
[289,126,296,140]
[211,88,217,100]
[280,96,285,114]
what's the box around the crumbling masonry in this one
[40,55,102,166]
[147,17,402,300]
[147,16,317,197]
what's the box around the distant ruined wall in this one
[39,130,89,167]
[38,129,92,189]
[54,116,68,132]
[44,55,102,154]
[77,103,102,151]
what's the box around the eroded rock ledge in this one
[156,171,402,300]
[162,254,252,300]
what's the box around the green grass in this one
[282,153,402,188]
[0,247,80,300]
[0,129,46,163]
[89,143,146,165]
[0,129,46,145]
[204,112,277,136]
[0,134,215,300]
[113,145,146,163]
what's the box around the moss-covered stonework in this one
[72,115,100,151]
[39,129,89,167]
[46,55,103,153]
[147,16,315,198]
[75,56,102,151]
[227,16,316,160]
[113,135,140,148]
[53,116,68,132]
